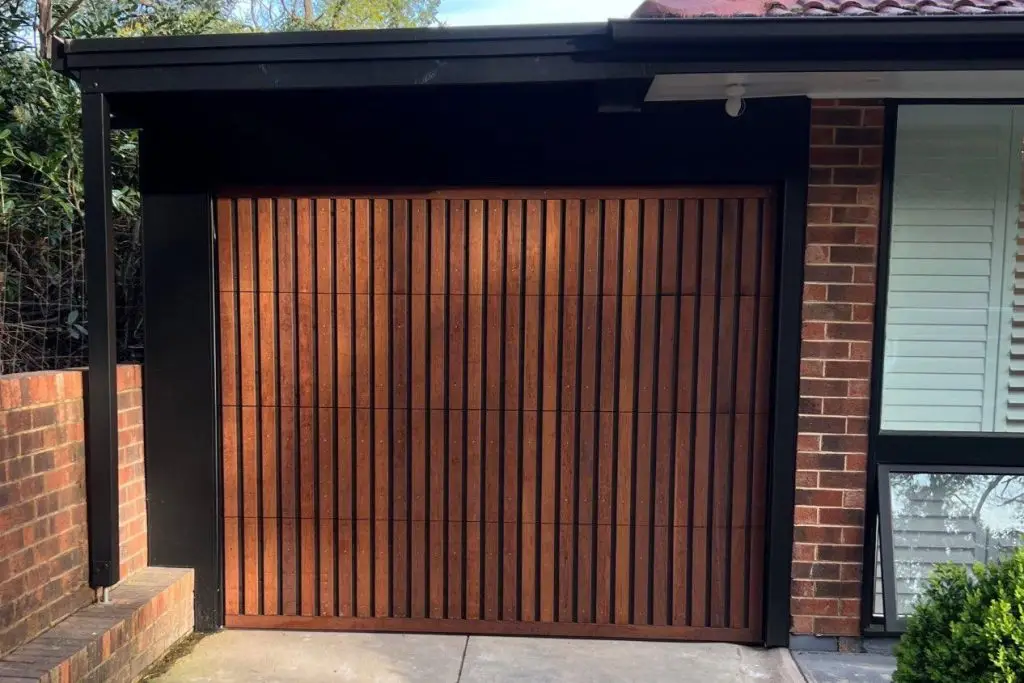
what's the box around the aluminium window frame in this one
[865,99,1024,635]
[878,464,1024,633]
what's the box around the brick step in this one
[0,567,193,683]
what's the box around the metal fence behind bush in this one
[0,220,144,375]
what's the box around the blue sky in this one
[439,0,640,26]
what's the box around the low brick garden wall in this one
[0,365,190,679]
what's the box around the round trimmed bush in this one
[894,548,1024,683]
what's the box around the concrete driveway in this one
[150,630,805,682]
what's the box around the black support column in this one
[83,92,120,588]
[141,187,222,630]
[763,99,811,649]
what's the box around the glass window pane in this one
[884,470,1024,617]
[881,104,1024,434]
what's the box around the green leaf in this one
[895,550,1024,683]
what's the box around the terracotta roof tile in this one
[633,0,1024,16]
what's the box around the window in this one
[881,105,1024,433]
[878,466,1024,631]
[873,105,1024,633]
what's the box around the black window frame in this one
[878,464,1024,632]
[864,99,1024,635]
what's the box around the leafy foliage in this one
[0,0,437,374]
[894,548,1024,683]
[61,0,248,39]
[0,1,232,372]
[313,0,440,29]
[243,0,440,31]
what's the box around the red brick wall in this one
[117,366,147,578]
[0,365,147,658]
[793,100,884,637]
[0,371,90,658]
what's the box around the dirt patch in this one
[139,632,207,681]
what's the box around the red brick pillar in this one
[793,100,884,637]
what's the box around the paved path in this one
[793,652,895,683]
[151,630,806,682]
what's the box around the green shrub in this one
[894,548,1024,683]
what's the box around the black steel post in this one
[861,102,898,630]
[762,100,811,649]
[83,92,120,588]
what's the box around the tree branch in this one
[49,0,87,37]
[973,475,1005,525]
[36,0,51,57]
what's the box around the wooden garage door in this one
[217,188,774,642]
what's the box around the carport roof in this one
[52,14,1024,110]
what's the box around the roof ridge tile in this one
[633,0,1024,18]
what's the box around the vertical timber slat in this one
[216,188,774,643]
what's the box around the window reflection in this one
[880,105,1024,434]
[887,472,1024,616]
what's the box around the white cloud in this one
[439,0,639,26]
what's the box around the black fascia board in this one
[53,16,1024,97]
[56,23,613,74]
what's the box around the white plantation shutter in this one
[998,186,1024,430]
[883,105,1023,433]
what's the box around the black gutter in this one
[51,17,1024,98]
[54,23,612,74]
[65,22,610,53]
[57,15,1024,72]
[58,34,609,70]
[60,14,1024,57]
[60,14,1024,58]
